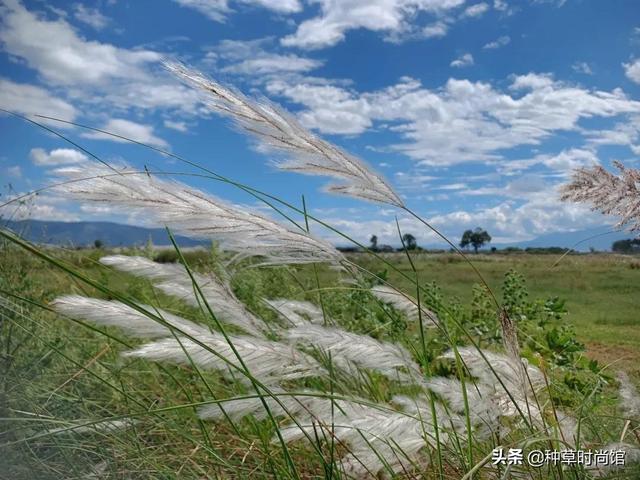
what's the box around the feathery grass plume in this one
[263,298,326,327]
[560,161,640,231]
[439,347,544,428]
[52,295,209,339]
[197,388,311,422]
[553,409,578,447]
[44,419,138,436]
[586,442,640,478]
[53,295,324,384]
[499,307,521,365]
[124,333,325,385]
[617,371,640,421]
[370,285,439,327]
[100,255,266,336]
[278,396,437,477]
[166,62,404,207]
[53,163,343,266]
[424,376,500,438]
[285,323,423,382]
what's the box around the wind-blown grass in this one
[1,66,639,479]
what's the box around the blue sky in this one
[0,0,639,246]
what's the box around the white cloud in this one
[462,2,489,17]
[0,0,159,86]
[81,118,169,148]
[280,0,466,50]
[584,115,640,154]
[483,35,510,49]
[30,147,88,166]
[267,72,640,165]
[571,61,593,75]
[450,53,474,68]
[73,4,110,30]
[0,78,77,123]
[163,120,188,132]
[0,1,200,115]
[172,0,301,22]
[623,58,640,84]
[501,148,599,174]
[6,165,21,178]
[0,193,79,221]
[211,38,323,76]
[422,21,449,38]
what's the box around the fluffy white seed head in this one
[263,298,325,327]
[617,371,640,421]
[100,255,266,336]
[53,163,343,266]
[370,285,439,327]
[285,324,422,382]
[51,295,209,339]
[166,62,404,208]
[124,333,325,385]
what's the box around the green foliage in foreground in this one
[1,244,638,479]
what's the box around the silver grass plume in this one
[100,255,265,336]
[53,163,343,266]
[278,397,437,477]
[52,295,324,385]
[124,334,325,385]
[52,295,209,339]
[166,62,404,208]
[198,390,439,477]
[424,376,500,438]
[263,298,326,327]
[560,161,640,232]
[439,347,545,427]
[44,419,138,436]
[617,371,640,421]
[370,285,439,327]
[587,442,640,478]
[285,324,423,383]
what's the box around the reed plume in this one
[100,255,266,336]
[560,161,640,232]
[53,164,343,266]
[166,62,404,208]
[370,285,439,327]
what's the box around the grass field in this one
[346,252,640,374]
[1,244,639,478]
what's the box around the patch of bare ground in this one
[586,342,640,378]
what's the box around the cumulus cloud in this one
[73,4,110,30]
[623,58,640,84]
[584,115,640,154]
[163,120,188,132]
[483,35,510,49]
[30,148,88,166]
[422,21,449,38]
[172,0,301,23]
[462,2,489,18]
[0,0,158,86]
[280,0,466,49]
[0,1,200,115]
[81,119,169,148]
[0,78,77,123]
[209,38,323,76]
[450,53,474,68]
[267,73,640,165]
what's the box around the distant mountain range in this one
[2,220,208,248]
[1,220,635,251]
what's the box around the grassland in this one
[1,244,639,478]
[346,252,640,373]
